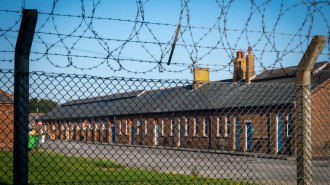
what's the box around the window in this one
[44,124,48,134]
[137,119,141,135]
[203,116,208,136]
[225,115,230,136]
[161,118,165,136]
[145,120,148,135]
[119,120,122,135]
[125,120,128,135]
[72,122,76,131]
[185,118,189,136]
[234,115,239,127]
[171,118,175,136]
[90,120,94,130]
[104,120,109,131]
[193,117,198,136]
[96,120,100,130]
[287,113,293,137]
[179,117,184,136]
[217,115,222,136]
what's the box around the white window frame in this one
[96,120,100,130]
[217,115,222,137]
[225,115,230,137]
[170,118,175,136]
[125,120,128,135]
[103,120,108,131]
[72,122,76,131]
[44,124,48,133]
[203,116,208,137]
[90,120,94,131]
[287,113,293,137]
[161,118,165,136]
[185,118,189,136]
[193,117,198,136]
[119,120,122,135]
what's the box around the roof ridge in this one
[312,62,328,75]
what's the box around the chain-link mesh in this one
[0,70,329,184]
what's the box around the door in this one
[179,118,183,147]
[246,122,252,151]
[277,114,283,153]
[155,124,159,146]
[68,123,71,140]
[104,124,108,143]
[111,124,116,143]
[235,124,240,151]
[130,125,135,144]
[171,118,175,146]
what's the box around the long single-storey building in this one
[39,47,329,157]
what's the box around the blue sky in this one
[0,0,329,81]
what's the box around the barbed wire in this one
[0,0,329,74]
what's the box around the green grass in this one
[0,150,253,185]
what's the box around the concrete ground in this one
[40,140,330,184]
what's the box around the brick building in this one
[40,48,329,157]
[0,90,14,150]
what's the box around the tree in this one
[29,98,58,113]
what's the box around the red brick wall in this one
[44,105,305,156]
[0,103,14,150]
[311,80,330,158]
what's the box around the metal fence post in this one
[14,9,38,185]
[295,35,326,185]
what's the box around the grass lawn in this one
[0,150,252,184]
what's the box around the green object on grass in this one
[28,135,40,149]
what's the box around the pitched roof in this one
[41,86,192,120]
[157,82,296,113]
[42,61,328,120]
[42,82,297,120]
[252,61,329,86]
[0,90,14,104]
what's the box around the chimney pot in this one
[236,51,240,58]
[193,67,209,89]
[245,46,255,83]
[242,51,245,59]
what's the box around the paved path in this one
[40,140,330,184]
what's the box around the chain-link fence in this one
[0,69,329,184]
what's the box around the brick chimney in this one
[193,67,209,89]
[233,51,246,82]
[245,46,255,83]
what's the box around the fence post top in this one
[296,35,326,85]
